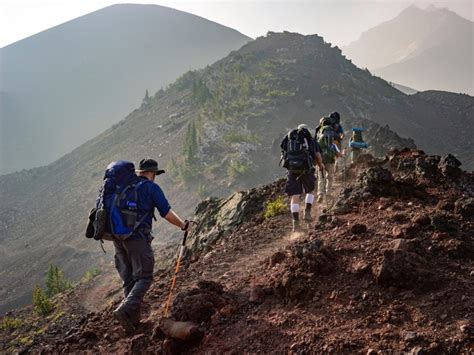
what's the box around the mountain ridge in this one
[342,5,473,94]
[0,31,471,315]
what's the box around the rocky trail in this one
[1,149,473,354]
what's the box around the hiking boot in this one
[113,306,136,333]
[292,219,301,232]
[303,208,313,222]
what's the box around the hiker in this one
[108,159,193,332]
[281,124,325,231]
[349,128,368,164]
[316,116,343,203]
[329,112,345,173]
[330,112,344,144]
[314,112,344,142]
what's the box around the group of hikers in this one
[280,111,348,232]
[86,111,367,332]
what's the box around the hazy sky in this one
[1,0,472,48]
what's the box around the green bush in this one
[192,79,213,104]
[81,268,101,283]
[264,196,287,219]
[198,184,209,199]
[227,159,252,178]
[0,317,23,330]
[45,264,72,297]
[223,131,260,144]
[33,286,54,316]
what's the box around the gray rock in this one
[454,197,474,220]
[438,154,462,176]
[404,331,417,341]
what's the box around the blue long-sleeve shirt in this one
[135,176,171,230]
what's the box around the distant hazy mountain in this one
[391,82,418,95]
[0,4,250,174]
[343,5,473,95]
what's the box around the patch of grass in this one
[198,184,209,199]
[265,89,295,98]
[227,159,253,178]
[223,131,260,144]
[52,310,65,322]
[19,336,33,346]
[81,268,101,283]
[34,328,45,336]
[264,196,287,219]
[1,317,23,331]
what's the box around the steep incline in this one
[1,149,472,353]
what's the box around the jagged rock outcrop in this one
[188,180,285,253]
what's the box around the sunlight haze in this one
[1,0,472,48]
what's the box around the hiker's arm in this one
[315,152,325,172]
[149,184,190,231]
[164,210,189,230]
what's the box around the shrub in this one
[198,184,209,199]
[0,317,23,330]
[227,159,252,178]
[45,264,72,297]
[33,286,54,316]
[264,196,287,219]
[81,268,101,283]
[223,131,260,144]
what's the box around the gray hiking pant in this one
[113,235,155,317]
[317,163,335,197]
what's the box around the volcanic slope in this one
[1,149,472,353]
[0,32,420,314]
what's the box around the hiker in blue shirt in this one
[112,158,192,333]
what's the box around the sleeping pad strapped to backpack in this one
[92,160,150,241]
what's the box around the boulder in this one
[374,249,434,289]
[454,197,474,220]
[351,224,367,234]
[438,154,462,176]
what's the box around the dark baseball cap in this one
[136,158,165,175]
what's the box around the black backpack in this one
[283,128,312,172]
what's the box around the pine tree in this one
[183,121,199,165]
[45,264,72,297]
[141,89,151,107]
[33,286,53,316]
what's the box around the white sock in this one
[305,194,314,205]
[290,203,300,213]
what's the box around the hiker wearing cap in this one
[112,158,192,333]
[316,117,343,203]
[280,124,324,232]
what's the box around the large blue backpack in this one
[93,160,150,241]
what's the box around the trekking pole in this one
[343,153,347,189]
[164,222,190,318]
[320,166,329,211]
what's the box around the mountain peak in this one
[399,3,467,21]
